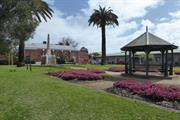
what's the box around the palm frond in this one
[88,5,119,28]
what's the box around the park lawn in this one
[0,65,180,120]
[174,67,180,72]
[69,64,122,70]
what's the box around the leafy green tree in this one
[0,35,17,65]
[90,52,100,60]
[0,0,53,22]
[0,38,11,55]
[10,16,39,66]
[88,6,119,65]
[0,0,53,67]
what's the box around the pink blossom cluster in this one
[175,72,180,75]
[48,69,104,80]
[85,69,105,74]
[108,67,125,72]
[113,80,180,102]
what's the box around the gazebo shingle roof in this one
[121,29,178,51]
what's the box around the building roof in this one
[121,27,178,51]
[106,53,125,57]
[25,43,79,51]
[99,49,180,57]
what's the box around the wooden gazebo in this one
[121,27,178,78]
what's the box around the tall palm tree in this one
[88,6,119,65]
[0,0,53,67]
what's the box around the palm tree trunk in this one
[101,25,106,65]
[17,40,25,67]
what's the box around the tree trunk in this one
[101,25,106,65]
[17,40,25,67]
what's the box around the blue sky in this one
[53,0,88,15]
[29,0,180,53]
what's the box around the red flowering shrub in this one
[113,80,140,88]
[113,80,180,102]
[86,69,105,74]
[48,69,103,80]
[61,72,78,80]
[108,67,125,72]
[175,72,180,75]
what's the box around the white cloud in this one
[169,11,180,18]
[149,10,180,46]
[159,17,169,22]
[154,19,180,45]
[86,0,164,20]
[29,0,166,53]
[141,19,155,29]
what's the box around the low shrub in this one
[48,69,104,80]
[108,67,125,72]
[113,80,180,102]
[87,69,105,74]
[175,72,180,75]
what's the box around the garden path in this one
[105,71,180,86]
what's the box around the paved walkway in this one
[70,67,87,70]
[70,67,180,90]
[105,71,180,85]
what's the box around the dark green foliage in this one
[80,47,88,53]
[0,38,11,55]
[57,57,66,64]
[88,6,119,27]
[90,52,100,60]
[0,0,53,67]
[0,0,53,23]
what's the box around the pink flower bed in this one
[175,72,180,75]
[113,80,180,102]
[86,69,105,74]
[48,69,104,80]
[108,67,125,72]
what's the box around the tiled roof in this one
[105,49,180,57]
[25,43,79,51]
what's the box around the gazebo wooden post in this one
[125,51,128,75]
[129,51,132,75]
[132,51,136,72]
[145,50,150,78]
[169,49,174,75]
[161,50,164,73]
[164,50,168,77]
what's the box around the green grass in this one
[0,65,180,120]
[174,67,180,72]
[69,64,122,70]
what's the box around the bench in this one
[133,65,167,72]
